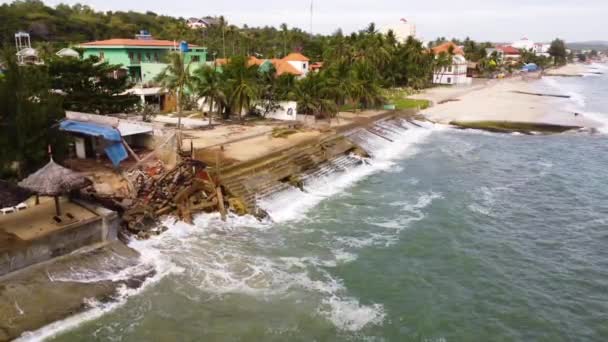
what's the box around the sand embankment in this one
[416,72,600,130]
[544,63,587,77]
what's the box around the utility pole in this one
[310,0,314,37]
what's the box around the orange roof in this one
[81,39,200,48]
[273,60,302,76]
[213,56,303,76]
[431,42,464,56]
[282,52,310,62]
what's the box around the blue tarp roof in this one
[59,120,128,167]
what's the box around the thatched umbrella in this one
[0,180,32,208]
[18,159,90,216]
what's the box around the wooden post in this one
[54,196,61,216]
[122,138,141,162]
[216,186,226,221]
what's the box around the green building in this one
[79,36,207,84]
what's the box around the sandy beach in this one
[544,63,588,76]
[416,64,601,129]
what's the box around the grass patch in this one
[383,88,430,110]
[450,121,581,134]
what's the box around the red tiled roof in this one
[497,45,520,54]
[431,42,464,56]
[81,39,200,48]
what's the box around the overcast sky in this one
[24,0,608,42]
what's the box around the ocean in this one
[23,63,608,341]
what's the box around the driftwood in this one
[119,157,230,237]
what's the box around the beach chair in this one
[1,207,16,215]
[15,203,28,211]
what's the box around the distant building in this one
[14,31,41,65]
[381,18,416,43]
[533,43,551,57]
[431,42,471,86]
[496,45,521,60]
[511,38,536,51]
[186,17,220,29]
[56,48,80,58]
[78,32,207,84]
[215,52,311,78]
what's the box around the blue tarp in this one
[60,120,128,167]
[522,63,539,72]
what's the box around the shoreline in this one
[414,64,602,132]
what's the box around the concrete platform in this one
[0,198,119,277]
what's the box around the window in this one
[303,63,307,69]
[128,52,134,60]
[146,52,151,61]
[447,77,452,84]
[192,55,200,62]
[137,53,142,62]
[154,53,159,62]
[448,66,452,72]
[99,51,105,60]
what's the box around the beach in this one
[416,64,602,129]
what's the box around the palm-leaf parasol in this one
[18,159,90,216]
[0,180,32,208]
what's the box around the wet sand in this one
[417,71,601,129]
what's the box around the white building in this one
[186,17,220,29]
[512,38,536,51]
[533,43,551,57]
[281,53,310,77]
[431,42,472,86]
[381,18,416,43]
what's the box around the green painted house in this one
[79,36,207,84]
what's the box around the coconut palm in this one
[222,56,260,121]
[192,65,226,126]
[155,52,192,131]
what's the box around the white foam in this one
[319,295,386,332]
[259,123,437,223]
[16,229,185,342]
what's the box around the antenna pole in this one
[310,0,313,36]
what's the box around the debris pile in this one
[121,157,229,239]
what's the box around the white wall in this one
[287,61,309,76]
[262,101,298,121]
[433,60,471,85]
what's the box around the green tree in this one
[0,49,66,178]
[49,56,139,114]
[222,55,260,121]
[548,38,567,65]
[155,52,192,130]
[191,65,226,125]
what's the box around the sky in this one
[18,0,608,42]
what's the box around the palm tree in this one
[280,23,289,57]
[155,52,192,132]
[192,65,226,126]
[223,56,260,121]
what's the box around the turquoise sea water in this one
[28,64,608,341]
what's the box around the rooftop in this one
[80,39,200,48]
[431,42,464,56]
[282,52,310,62]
